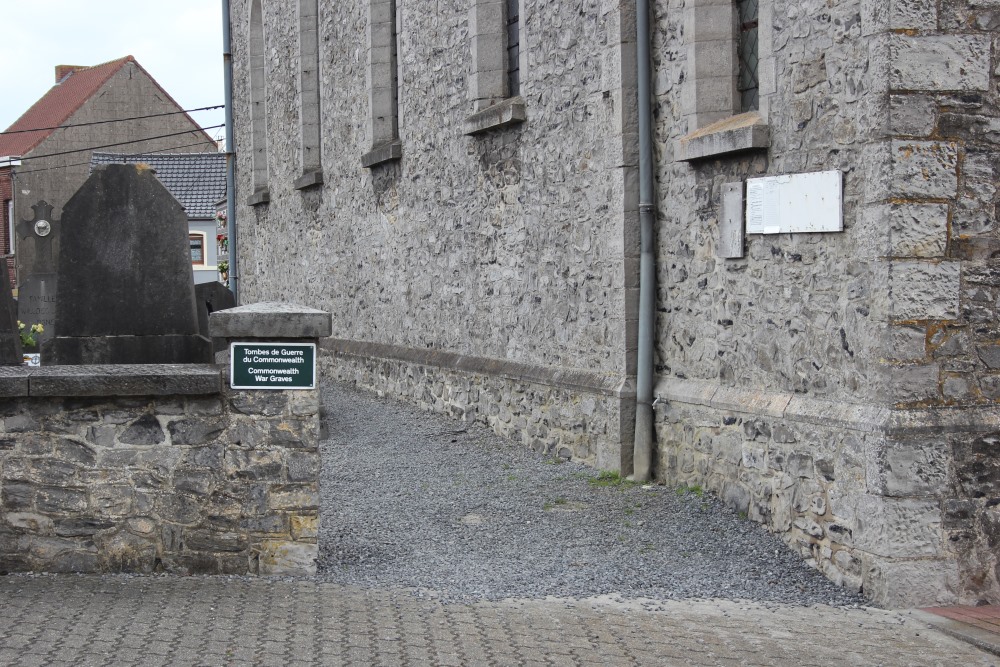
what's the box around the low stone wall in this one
[0,365,319,575]
[656,377,1000,608]
[0,303,332,576]
[322,339,634,472]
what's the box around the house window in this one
[4,200,10,254]
[296,0,324,188]
[190,234,206,265]
[248,0,270,204]
[737,0,759,113]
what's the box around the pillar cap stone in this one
[209,302,332,339]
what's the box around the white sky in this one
[0,0,227,141]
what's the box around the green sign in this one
[230,342,316,390]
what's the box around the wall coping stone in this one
[657,376,886,433]
[209,302,332,339]
[323,338,635,398]
[0,364,221,397]
[657,376,1000,435]
[887,405,1000,435]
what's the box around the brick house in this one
[228,1,1000,607]
[0,158,14,285]
[0,56,217,285]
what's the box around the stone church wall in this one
[230,0,639,467]
[229,0,1000,606]
[651,0,1000,605]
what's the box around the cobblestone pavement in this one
[0,574,995,666]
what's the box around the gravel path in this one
[317,381,866,607]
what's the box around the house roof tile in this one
[90,152,227,220]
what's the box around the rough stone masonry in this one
[229,0,1000,606]
[0,303,330,576]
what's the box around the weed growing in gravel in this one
[543,497,569,510]
[588,471,638,488]
[675,484,704,497]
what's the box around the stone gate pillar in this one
[209,302,332,574]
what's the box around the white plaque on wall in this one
[745,170,843,235]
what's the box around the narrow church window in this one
[506,0,520,97]
[248,0,270,202]
[679,0,770,159]
[464,0,526,133]
[297,0,323,186]
[362,0,402,168]
[737,0,759,113]
[388,0,400,140]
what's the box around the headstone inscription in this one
[16,201,60,346]
[43,164,212,364]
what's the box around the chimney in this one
[55,65,85,83]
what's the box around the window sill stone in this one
[361,140,402,169]
[677,112,769,162]
[294,169,324,190]
[464,97,526,135]
[246,187,270,206]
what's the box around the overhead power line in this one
[12,140,225,175]
[0,105,225,136]
[13,125,225,163]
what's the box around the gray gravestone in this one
[194,281,236,356]
[0,262,22,365]
[16,201,60,345]
[43,164,211,364]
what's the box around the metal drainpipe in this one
[632,0,656,482]
[223,0,239,303]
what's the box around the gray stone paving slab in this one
[0,574,995,666]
